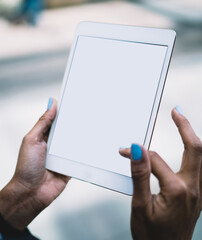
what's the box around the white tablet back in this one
[46,22,176,194]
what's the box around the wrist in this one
[0,178,43,230]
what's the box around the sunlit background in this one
[0,0,202,239]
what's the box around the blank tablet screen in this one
[49,36,167,177]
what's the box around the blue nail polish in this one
[175,106,183,115]
[120,146,128,150]
[47,98,53,110]
[131,144,142,161]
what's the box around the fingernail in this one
[131,144,142,161]
[119,146,128,150]
[175,106,183,115]
[47,98,53,110]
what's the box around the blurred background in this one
[0,0,202,239]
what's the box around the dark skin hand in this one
[0,99,70,230]
[119,108,202,240]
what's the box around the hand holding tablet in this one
[46,22,176,195]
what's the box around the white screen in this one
[49,36,167,177]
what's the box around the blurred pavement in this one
[0,1,202,239]
[0,1,170,59]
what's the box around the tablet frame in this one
[46,22,176,195]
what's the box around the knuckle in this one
[131,167,150,181]
[170,180,200,207]
[190,139,202,154]
[39,141,47,153]
[178,117,189,128]
[188,189,200,205]
[23,133,31,143]
[39,114,46,122]
[149,151,159,160]
[149,151,158,159]
[23,133,37,145]
[132,196,151,213]
[39,113,53,125]
[170,180,187,198]
[132,200,145,211]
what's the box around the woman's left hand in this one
[0,99,70,230]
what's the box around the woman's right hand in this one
[119,107,202,240]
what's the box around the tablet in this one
[46,22,176,195]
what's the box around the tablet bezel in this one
[46,22,176,195]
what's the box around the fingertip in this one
[119,145,148,161]
[131,144,142,161]
[175,106,183,115]
[172,107,190,132]
[119,147,131,158]
[171,107,183,126]
[119,148,125,154]
[47,98,53,110]
[172,106,184,119]
[46,98,57,119]
[47,97,57,109]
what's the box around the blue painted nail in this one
[47,98,53,110]
[131,144,142,161]
[119,146,128,150]
[175,106,183,115]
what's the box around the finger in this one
[172,107,202,178]
[149,151,175,188]
[53,171,71,184]
[172,107,201,149]
[119,147,130,158]
[29,98,57,142]
[120,144,151,207]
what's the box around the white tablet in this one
[46,22,176,195]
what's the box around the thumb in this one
[119,144,151,207]
[29,98,57,142]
